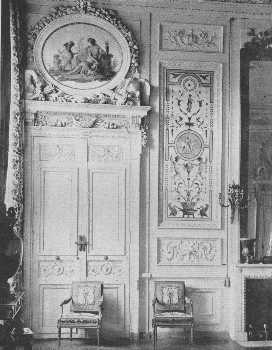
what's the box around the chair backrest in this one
[154,281,185,313]
[70,281,103,313]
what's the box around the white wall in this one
[23,0,272,337]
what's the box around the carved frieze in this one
[33,111,128,129]
[89,145,123,161]
[39,260,79,281]
[87,260,125,281]
[40,144,76,161]
[161,23,223,53]
[158,238,221,265]
[159,63,222,228]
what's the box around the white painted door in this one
[25,128,142,339]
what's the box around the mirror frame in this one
[240,29,272,261]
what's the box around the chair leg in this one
[97,327,100,346]
[70,328,73,341]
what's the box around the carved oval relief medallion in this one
[175,130,204,160]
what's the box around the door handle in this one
[75,235,88,252]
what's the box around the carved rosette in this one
[158,238,221,265]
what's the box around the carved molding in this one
[157,238,221,265]
[161,23,223,53]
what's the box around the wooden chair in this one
[57,281,103,346]
[152,281,194,349]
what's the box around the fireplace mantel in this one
[233,264,272,347]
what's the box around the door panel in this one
[38,168,79,255]
[39,284,71,334]
[102,284,126,334]
[89,169,126,255]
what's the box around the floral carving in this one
[5,0,24,234]
[33,111,128,129]
[162,24,222,52]
[31,110,147,131]
[158,238,220,265]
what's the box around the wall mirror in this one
[240,28,272,264]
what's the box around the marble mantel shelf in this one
[236,264,272,268]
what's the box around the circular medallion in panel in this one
[175,130,204,160]
[182,75,199,92]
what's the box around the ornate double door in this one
[24,103,148,339]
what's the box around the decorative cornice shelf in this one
[24,100,151,117]
[24,100,151,134]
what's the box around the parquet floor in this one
[32,333,251,350]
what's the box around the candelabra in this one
[218,183,247,223]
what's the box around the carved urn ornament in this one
[0,203,23,302]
